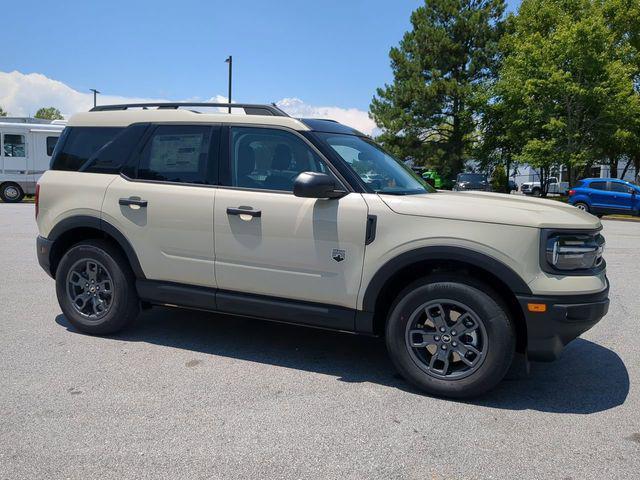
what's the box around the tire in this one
[55,239,139,335]
[574,202,590,213]
[386,274,515,398]
[0,182,25,203]
[531,187,541,197]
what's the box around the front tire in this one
[55,240,139,335]
[0,182,25,203]
[386,274,515,398]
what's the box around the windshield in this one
[317,133,434,195]
[457,173,486,183]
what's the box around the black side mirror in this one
[293,172,346,199]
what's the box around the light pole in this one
[224,56,232,113]
[90,89,100,108]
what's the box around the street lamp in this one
[90,89,100,108]
[224,56,232,113]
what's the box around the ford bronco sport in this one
[35,102,609,398]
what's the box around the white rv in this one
[0,118,66,202]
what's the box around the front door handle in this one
[119,197,148,208]
[226,207,261,217]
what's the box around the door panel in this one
[214,189,368,308]
[102,176,216,287]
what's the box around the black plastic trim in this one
[516,281,609,361]
[36,235,54,278]
[46,215,146,279]
[91,102,289,116]
[135,280,356,331]
[365,215,377,245]
[362,246,533,312]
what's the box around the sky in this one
[1,0,521,135]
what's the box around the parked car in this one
[422,170,443,188]
[452,173,490,191]
[36,102,609,398]
[0,118,65,202]
[569,178,640,216]
[521,176,569,196]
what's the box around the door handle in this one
[226,207,261,217]
[119,197,148,208]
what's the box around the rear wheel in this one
[0,182,25,203]
[574,202,590,213]
[386,274,515,398]
[55,239,139,335]
[531,187,541,196]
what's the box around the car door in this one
[607,181,634,212]
[587,180,609,211]
[102,124,220,288]
[213,125,368,325]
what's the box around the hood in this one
[379,191,601,229]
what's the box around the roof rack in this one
[89,102,289,117]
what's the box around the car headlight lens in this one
[544,232,605,271]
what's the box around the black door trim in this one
[136,279,357,332]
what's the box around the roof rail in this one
[89,102,289,117]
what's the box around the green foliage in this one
[370,0,506,181]
[34,107,63,120]
[0,106,6,117]
[491,163,508,192]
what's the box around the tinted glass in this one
[137,125,213,184]
[230,127,329,191]
[574,180,585,188]
[46,136,58,156]
[609,182,632,193]
[589,181,607,190]
[4,134,26,157]
[51,127,122,171]
[82,124,148,174]
[318,132,433,194]
[457,173,486,183]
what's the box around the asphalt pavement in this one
[0,203,638,479]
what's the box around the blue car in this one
[569,178,640,216]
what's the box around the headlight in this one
[542,230,605,272]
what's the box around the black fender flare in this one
[362,245,532,312]
[47,215,146,279]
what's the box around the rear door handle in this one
[119,197,148,208]
[226,207,261,217]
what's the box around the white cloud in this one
[276,97,379,136]
[0,71,378,135]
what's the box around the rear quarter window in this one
[50,127,123,171]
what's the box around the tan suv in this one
[35,102,609,398]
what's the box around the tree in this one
[490,163,508,192]
[0,106,6,117]
[491,0,640,194]
[34,107,64,120]
[370,0,506,181]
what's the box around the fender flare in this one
[362,245,532,312]
[48,215,146,279]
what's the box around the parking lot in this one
[0,202,638,479]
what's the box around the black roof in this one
[299,118,365,136]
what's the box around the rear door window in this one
[51,127,123,171]
[609,182,631,193]
[135,125,218,185]
[589,181,607,190]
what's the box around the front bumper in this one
[516,282,609,361]
[36,235,54,278]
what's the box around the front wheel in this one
[0,182,25,203]
[55,240,139,335]
[386,275,515,398]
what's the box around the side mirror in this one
[293,172,347,199]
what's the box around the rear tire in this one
[55,239,139,335]
[531,187,541,196]
[574,202,590,213]
[386,274,515,398]
[0,182,25,203]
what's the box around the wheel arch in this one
[362,246,531,353]
[47,215,145,279]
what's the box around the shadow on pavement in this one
[56,307,629,414]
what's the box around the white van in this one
[0,118,66,202]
